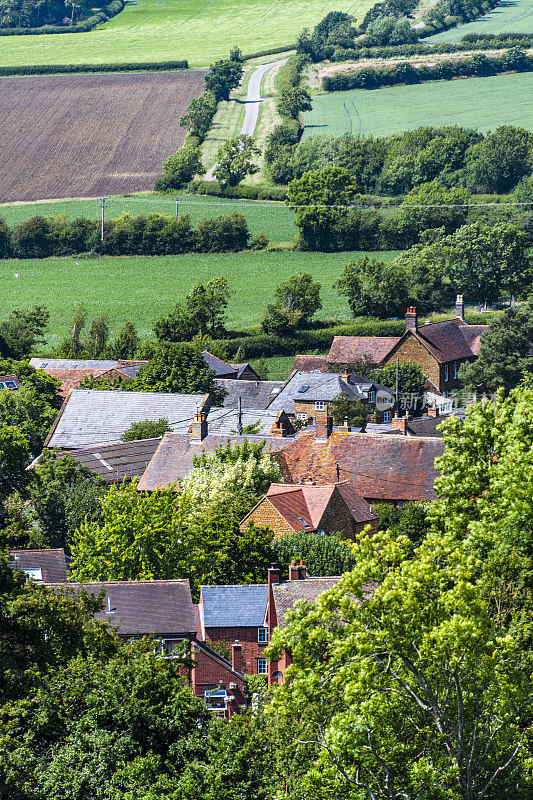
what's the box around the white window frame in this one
[444,364,449,382]
[204,689,227,712]
[315,401,325,412]
[257,627,268,643]
[383,410,392,423]
[296,412,307,421]
[257,658,268,675]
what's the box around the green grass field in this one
[302,71,533,138]
[427,0,533,41]
[0,194,297,243]
[0,250,398,349]
[0,0,373,69]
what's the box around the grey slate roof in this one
[64,438,162,483]
[201,584,268,628]
[266,371,394,413]
[30,358,119,370]
[10,549,68,582]
[46,389,208,449]
[202,351,239,377]
[206,407,281,437]
[215,379,285,409]
[46,580,197,636]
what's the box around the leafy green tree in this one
[26,449,105,549]
[205,57,243,101]
[398,180,470,237]
[335,255,410,319]
[181,440,281,521]
[329,393,369,427]
[459,300,533,394]
[267,521,532,798]
[466,125,533,194]
[214,135,260,187]
[83,312,109,358]
[287,166,359,251]
[158,143,204,190]
[276,87,313,119]
[11,215,53,258]
[70,480,274,597]
[0,425,30,504]
[365,14,418,44]
[55,302,87,358]
[262,273,322,335]
[121,418,171,442]
[372,500,429,544]
[372,361,426,412]
[155,278,232,342]
[0,305,49,360]
[107,320,139,359]
[0,367,62,454]
[180,90,217,138]
[274,531,359,578]
[131,343,226,404]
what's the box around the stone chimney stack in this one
[231,641,243,673]
[428,405,439,418]
[268,563,281,589]
[190,411,208,442]
[455,294,465,320]
[405,307,418,332]
[289,560,300,581]
[315,415,332,442]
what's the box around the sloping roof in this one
[266,371,394,412]
[413,320,488,363]
[273,429,444,502]
[10,548,68,582]
[201,584,268,628]
[201,351,238,378]
[46,389,209,449]
[30,359,148,396]
[328,336,401,364]
[46,580,196,636]
[30,359,119,370]
[262,482,377,531]
[138,432,292,490]
[205,407,282,437]
[215,379,285,409]
[64,438,162,483]
[292,354,329,373]
[273,576,377,627]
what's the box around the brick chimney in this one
[428,405,439,418]
[342,369,351,384]
[190,411,207,442]
[315,415,332,442]
[405,307,418,332]
[289,560,300,581]
[268,563,280,588]
[391,413,411,434]
[455,294,464,320]
[231,641,243,673]
[297,560,307,580]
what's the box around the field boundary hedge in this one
[0,59,189,76]
[323,49,533,91]
[187,181,288,200]
[330,33,533,62]
[243,44,297,60]
[0,0,124,36]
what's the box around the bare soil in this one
[0,70,206,202]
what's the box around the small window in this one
[383,410,392,423]
[444,364,449,382]
[315,401,325,411]
[205,688,227,711]
[24,567,43,581]
[257,658,268,675]
[257,627,268,643]
[296,412,307,421]
[5,381,17,389]
[161,639,181,657]
[368,390,375,403]
[298,385,310,393]
[453,361,458,379]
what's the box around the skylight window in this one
[298,385,310,393]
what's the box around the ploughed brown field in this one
[0,70,206,203]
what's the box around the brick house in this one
[272,420,444,504]
[240,481,378,538]
[328,297,488,396]
[265,370,395,424]
[46,579,246,717]
[266,562,376,685]
[198,584,269,676]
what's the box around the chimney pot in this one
[342,369,350,384]
[405,306,418,332]
[455,294,465,320]
[289,561,301,581]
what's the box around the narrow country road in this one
[204,59,285,181]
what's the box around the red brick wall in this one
[191,646,247,718]
[241,498,296,539]
[204,625,267,674]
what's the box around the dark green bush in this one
[0,0,123,35]
[0,58,188,76]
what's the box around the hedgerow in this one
[0,0,124,35]
[0,58,188,76]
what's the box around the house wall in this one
[241,498,296,538]
[384,334,440,390]
[191,647,247,718]
[203,625,267,674]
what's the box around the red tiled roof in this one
[272,430,443,502]
[412,319,488,363]
[45,369,111,396]
[291,354,329,372]
[263,481,377,531]
[328,336,401,364]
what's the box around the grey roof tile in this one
[64,438,162,483]
[10,549,68,582]
[266,371,394,412]
[201,584,268,628]
[215,379,285,409]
